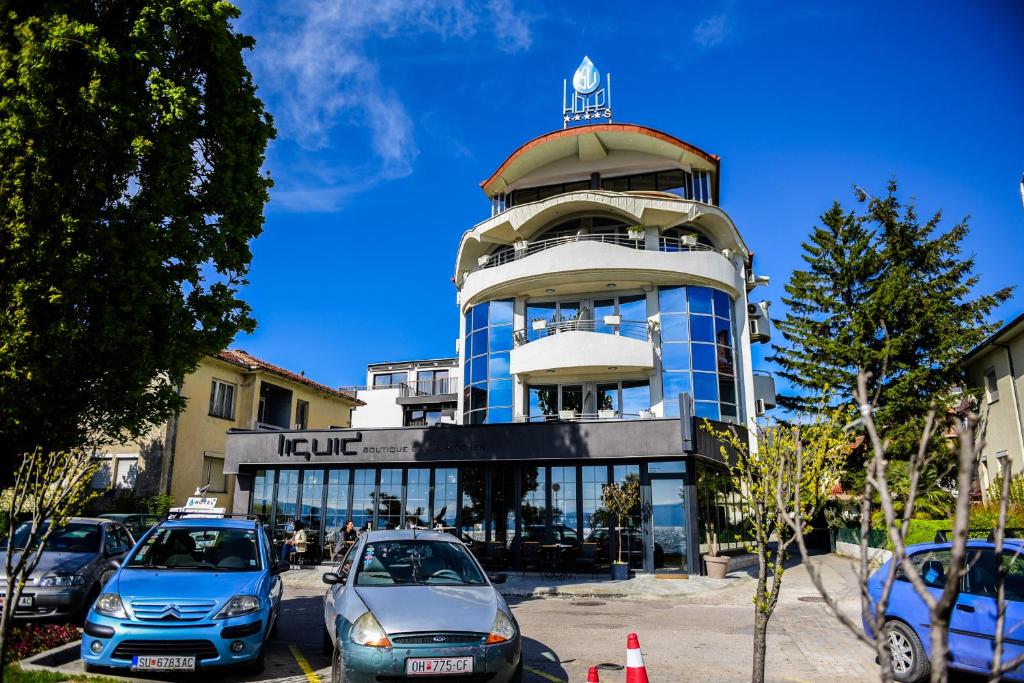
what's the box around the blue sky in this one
[232,1,1024,388]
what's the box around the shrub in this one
[144,494,174,516]
[5,624,79,662]
[987,475,1024,507]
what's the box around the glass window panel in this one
[467,410,486,425]
[659,286,687,315]
[472,303,489,331]
[460,466,486,544]
[557,301,580,324]
[490,299,514,326]
[324,469,349,542]
[694,372,719,401]
[619,294,646,322]
[489,325,513,352]
[717,345,735,376]
[656,170,689,196]
[527,302,557,341]
[663,372,692,399]
[603,176,629,192]
[687,286,713,315]
[405,469,430,528]
[273,469,299,541]
[470,354,487,385]
[662,342,691,371]
[351,469,376,532]
[529,385,558,418]
[629,173,657,191]
[594,299,616,335]
[648,460,686,474]
[563,180,589,193]
[694,401,720,420]
[520,466,547,543]
[720,403,738,423]
[464,311,471,338]
[468,384,487,411]
[661,314,688,342]
[535,184,562,201]
[561,385,583,415]
[621,381,650,417]
[690,315,715,343]
[299,469,325,540]
[486,407,513,424]
[596,383,619,414]
[252,470,274,518]
[692,343,717,372]
[377,469,402,530]
[581,465,609,541]
[663,400,680,418]
[471,328,488,358]
[712,290,732,319]
[550,466,578,540]
[488,352,510,379]
[488,379,512,408]
[433,468,458,530]
[714,317,733,346]
[719,377,737,405]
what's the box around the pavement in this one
[24,552,993,682]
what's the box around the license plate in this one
[406,656,474,676]
[0,595,33,608]
[131,656,196,671]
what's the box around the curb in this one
[16,639,151,682]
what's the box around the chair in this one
[573,542,599,575]
[521,542,541,570]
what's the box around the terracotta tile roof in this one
[215,349,362,404]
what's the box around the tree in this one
[0,1,275,465]
[704,406,848,683]
[602,476,640,565]
[0,450,98,669]
[769,182,1011,461]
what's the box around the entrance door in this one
[650,478,688,572]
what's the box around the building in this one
[93,349,361,512]
[347,358,459,428]
[965,312,1024,492]
[224,59,773,575]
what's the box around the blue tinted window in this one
[663,400,680,418]
[488,352,510,379]
[471,329,488,357]
[663,372,691,398]
[659,286,687,314]
[488,379,512,408]
[468,384,487,411]
[662,342,690,371]
[661,314,688,342]
[489,299,514,326]
[648,460,686,474]
[486,407,512,424]
[691,343,716,372]
[694,401,719,420]
[690,315,715,343]
[489,325,513,352]
[712,290,731,318]
[687,287,713,315]
[621,381,649,416]
[472,304,489,331]
[619,294,646,322]
[470,355,487,384]
[693,372,719,401]
[720,403,738,421]
[717,345,734,376]
[714,317,732,346]
[719,377,736,404]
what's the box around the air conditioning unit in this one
[748,301,771,343]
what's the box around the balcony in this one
[396,378,457,406]
[508,321,655,379]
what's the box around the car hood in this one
[355,585,498,635]
[115,569,261,602]
[20,552,95,579]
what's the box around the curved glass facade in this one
[463,299,514,424]
[659,285,738,422]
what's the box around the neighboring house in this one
[93,349,362,511]
[965,312,1024,493]
[347,358,459,428]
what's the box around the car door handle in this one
[955,603,975,613]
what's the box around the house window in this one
[209,379,236,419]
[984,368,1000,403]
[114,457,138,490]
[202,454,227,493]
[372,372,407,387]
[295,400,309,429]
[90,458,113,490]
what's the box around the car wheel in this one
[509,657,523,683]
[331,641,348,683]
[885,620,930,683]
[269,611,279,638]
[246,647,266,675]
[321,625,332,655]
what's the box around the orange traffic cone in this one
[625,632,650,683]
[587,666,600,682]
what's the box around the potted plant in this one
[699,468,731,579]
[477,254,490,266]
[626,225,645,241]
[602,477,640,580]
[513,239,528,251]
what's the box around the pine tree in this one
[770,181,1012,462]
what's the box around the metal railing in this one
[399,378,455,397]
[514,318,651,347]
[515,412,651,423]
[471,233,644,273]
[658,237,717,253]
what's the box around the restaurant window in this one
[378,469,402,530]
[612,464,642,568]
[295,400,309,429]
[202,454,227,492]
[406,469,430,527]
[352,469,375,531]
[373,372,407,387]
[300,469,325,551]
[696,462,749,554]
[581,466,609,540]
[550,466,578,543]
[209,379,236,419]
[252,469,275,519]
[520,466,546,543]
[434,468,458,530]
[273,469,299,540]
[324,469,350,541]
[460,466,486,544]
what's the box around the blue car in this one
[865,539,1024,682]
[81,515,288,674]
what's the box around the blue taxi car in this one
[865,539,1024,682]
[81,515,288,674]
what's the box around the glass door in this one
[650,478,688,572]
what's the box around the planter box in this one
[531,319,548,331]
[598,409,616,420]
[477,255,490,266]
[681,235,698,246]
[610,562,630,580]
[627,228,645,240]
[558,410,576,420]
[603,314,621,326]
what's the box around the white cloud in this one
[241,0,536,211]
[693,14,731,48]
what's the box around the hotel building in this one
[225,60,775,575]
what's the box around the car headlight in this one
[214,595,260,620]
[38,575,86,587]
[486,611,516,644]
[94,593,128,619]
[350,611,391,648]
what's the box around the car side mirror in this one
[109,559,122,570]
[271,560,290,576]
[489,573,508,585]
[322,572,341,585]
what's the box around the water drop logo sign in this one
[572,56,600,95]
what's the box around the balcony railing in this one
[399,378,455,397]
[515,411,653,423]
[658,236,717,253]
[472,233,644,273]
[513,318,651,347]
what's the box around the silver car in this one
[321,530,522,683]
[0,517,134,622]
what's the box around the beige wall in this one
[969,331,1024,493]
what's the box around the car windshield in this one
[0,522,100,553]
[125,527,261,571]
[354,540,486,586]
